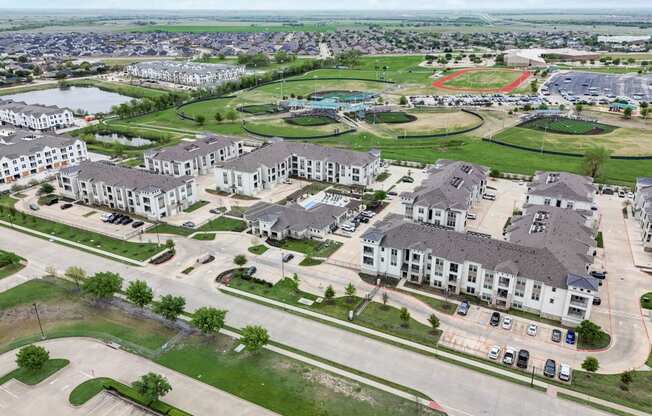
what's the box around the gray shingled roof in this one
[0,99,70,116]
[146,133,240,162]
[218,142,378,173]
[362,214,587,289]
[0,129,78,159]
[245,201,347,232]
[61,161,192,193]
[529,171,595,203]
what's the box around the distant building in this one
[0,99,74,130]
[144,133,243,177]
[633,177,652,251]
[126,61,246,87]
[525,171,596,212]
[58,161,197,221]
[504,48,600,67]
[0,128,87,185]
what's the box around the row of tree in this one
[111,92,188,119]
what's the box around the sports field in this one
[376,110,483,136]
[238,103,283,115]
[365,112,416,124]
[520,117,618,135]
[244,118,351,138]
[432,68,530,93]
[286,115,338,126]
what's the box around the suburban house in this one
[245,201,349,241]
[58,161,197,221]
[126,61,246,87]
[0,128,87,185]
[525,171,596,211]
[215,142,381,197]
[144,134,243,177]
[400,160,488,232]
[633,177,652,251]
[360,214,599,325]
[0,99,74,130]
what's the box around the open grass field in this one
[244,117,351,138]
[520,117,618,135]
[0,250,25,280]
[132,23,338,33]
[494,126,652,156]
[433,68,530,92]
[237,103,283,115]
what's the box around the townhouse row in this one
[0,99,74,130]
[126,61,246,87]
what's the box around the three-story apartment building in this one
[126,61,246,87]
[58,161,197,221]
[633,177,652,251]
[525,171,596,211]
[0,100,74,130]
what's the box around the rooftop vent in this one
[450,177,464,189]
[546,173,560,184]
[184,144,200,152]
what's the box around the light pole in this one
[33,303,45,339]
[281,251,285,279]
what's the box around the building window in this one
[467,265,478,283]
[483,271,494,290]
[363,257,374,266]
[434,258,444,277]
[531,282,541,301]
[544,198,551,206]
[446,211,457,228]
[515,278,526,298]
[390,249,398,266]
[466,286,476,294]
[549,299,555,304]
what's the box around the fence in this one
[482,138,652,160]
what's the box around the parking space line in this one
[0,386,18,399]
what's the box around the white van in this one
[559,363,572,381]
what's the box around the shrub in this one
[16,345,49,371]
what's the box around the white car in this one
[503,347,516,365]
[527,323,538,337]
[340,223,356,232]
[488,345,501,360]
[482,193,496,201]
[361,210,376,218]
[559,363,572,382]
[502,316,513,330]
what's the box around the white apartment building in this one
[525,171,596,211]
[633,177,652,251]
[215,142,381,197]
[0,99,74,130]
[400,160,487,232]
[361,215,599,326]
[126,61,246,87]
[58,161,197,221]
[144,134,243,177]
[0,128,87,184]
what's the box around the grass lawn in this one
[192,233,216,241]
[365,112,416,124]
[0,203,164,262]
[248,244,268,255]
[375,171,391,182]
[398,290,455,315]
[299,256,323,266]
[641,293,652,310]
[238,103,282,115]
[0,359,69,386]
[148,223,195,236]
[0,249,26,280]
[520,117,617,135]
[578,332,612,350]
[183,200,209,213]
[441,69,526,90]
[276,238,342,257]
[198,216,247,232]
[286,115,337,126]
[244,118,351,138]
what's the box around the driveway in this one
[0,338,275,416]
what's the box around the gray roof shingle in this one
[529,171,595,203]
[0,129,78,159]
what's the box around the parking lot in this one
[546,71,652,103]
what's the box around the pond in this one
[2,86,133,114]
[94,133,153,148]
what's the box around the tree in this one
[125,280,153,308]
[153,295,186,321]
[195,114,206,125]
[530,79,538,94]
[576,320,606,345]
[399,95,408,105]
[324,285,335,303]
[623,106,632,119]
[382,291,389,309]
[489,168,500,178]
[16,345,49,371]
[83,272,122,300]
[582,146,611,179]
[38,183,54,195]
[620,370,634,386]
[428,314,440,332]
[191,306,227,335]
[241,325,269,352]
[214,112,223,123]
[582,356,599,373]
[344,282,356,302]
[642,107,649,120]
[399,307,410,327]
[64,266,86,290]
[233,254,247,266]
[226,109,238,122]
[132,373,171,404]
[372,190,387,201]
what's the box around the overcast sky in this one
[2,0,652,10]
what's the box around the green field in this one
[238,103,283,115]
[365,112,416,124]
[244,118,351,138]
[520,117,617,135]
[286,115,338,126]
[133,23,338,33]
[0,250,25,279]
[442,69,524,90]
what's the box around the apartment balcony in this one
[570,299,589,309]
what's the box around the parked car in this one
[182,221,196,229]
[559,363,572,381]
[357,215,369,224]
[341,223,356,232]
[590,270,607,279]
[593,297,602,306]
[502,316,513,330]
[457,300,470,316]
[244,266,257,277]
[503,347,516,365]
[527,323,538,337]
[551,329,562,343]
[209,208,222,214]
[108,214,122,224]
[387,191,398,196]
[466,212,477,220]
[482,193,496,201]
[544,359,557,377]
[29,203,39,211]
[618,190,626,198]
[516,349,530,369]
[100,213,112,222]
[60,203,73,210]
[401,176,414,183]
[488,345,501,360]
[361,210,376,218]
[282,253,294,263]
[131,221,144,228]
[197,253,215,264]
[121,217,134,226]
[566,329,576,345]
[490,311,501,326]
[44,198,59,206]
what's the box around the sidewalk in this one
[220,284,650,416]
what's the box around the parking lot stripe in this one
[0,386,18,399]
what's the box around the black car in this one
[121,217,134,226]
[44,198,59,206]
[282,253,294,263]
[551,329,562,343]
[131,221,144,228]
[387,191,398,196]
[358,216,369,223]
[590,271,607,280]
[544,359,556,377]
[593,297,602,306]
[517,349,530,369]
[490,311,501,326]
[60,203,73,210]
[244,266,257,277]
[109,214,123,224]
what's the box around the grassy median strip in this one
[557,393,637,416]
[0,359,69,386]
[0,249,25,279]
[183,200,209,213]
[247,244,268,255]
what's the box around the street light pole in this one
[530,366,536,387]
[33,303,45,339]
[281,251,285,279]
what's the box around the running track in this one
[432,68,531,93]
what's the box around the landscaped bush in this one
[150,251,175,265]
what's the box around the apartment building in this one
[215,142,381,197]
[144,134,243,177]
[400,160,487,232]
[0,128,87,184]
[126,61,246,87]
[245,201,349,241]
[525,171,596,211]
[361,214,598,325]
[58,161,197,221]
[633,177,652,251]
[0,99,74,130]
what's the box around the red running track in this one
[432,68,531,93]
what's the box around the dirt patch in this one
[302,367,377,405]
